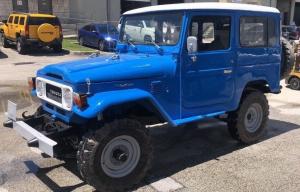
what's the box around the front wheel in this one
[77,119,153,192]
[289,77,300,90]
[16,37,26,54]
[227,91,269,144]
[98,40,105,51]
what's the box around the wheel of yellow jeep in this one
[37,23,56,43]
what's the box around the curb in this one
[0,80,28,87]
[68,50,99,56]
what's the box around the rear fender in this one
[72,89,173,125]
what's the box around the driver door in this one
[181,14,235,117]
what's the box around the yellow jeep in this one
[0,13,63,54]
[286,42,300,90]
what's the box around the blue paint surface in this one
[35,9,281,127]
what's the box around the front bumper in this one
[4,101,57,157]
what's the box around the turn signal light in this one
[27,77,36,90]
[73,93,88,108]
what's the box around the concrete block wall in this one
[0,0,13,19]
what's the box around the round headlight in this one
[63,88,72,109]
[36,80,44,97]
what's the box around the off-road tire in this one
[77,119,153,192]
[16,37,26,54]
[227,91,269,144]
[52,43,62,53]
[289,77,300,90]
[281,37,295,79]
[0,33,10,48]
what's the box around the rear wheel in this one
[227,91,269,144]
[289,77,300,90]
[52,43,62,53]
[77,119,153,192]
[16,37,26,54]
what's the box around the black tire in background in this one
[281,37,295,79]
[52,43,63,53]
[98,40,105,51]
[227,91,269,144]
[0,33,10,48]
[77,119,153,192]
[289,77,300,90]
[16,37,26,54]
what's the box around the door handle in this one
[224,69,232,74]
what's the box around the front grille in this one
[46,83,62,103]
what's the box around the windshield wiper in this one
[126,39,138,52]
[144,37,163,54]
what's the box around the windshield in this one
[120,12,183,45]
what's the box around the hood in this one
[37,53,176,84]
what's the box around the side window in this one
[90,25,96,32]
[19,17,25,25]
[189,16,231,51]
[14,16,19,24]
[268,17,277,47]
[83,25,91,31]
[240,16,267,47]
[8,16,13,24]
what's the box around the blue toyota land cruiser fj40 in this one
[4,3,292,191]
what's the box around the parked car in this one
[4,3,291,192]
[0,13,63,54]
[286,41,300,90]
[78,23,118,51]
[282,25,300,40]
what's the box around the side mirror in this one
[187,36,197,54]
[1,20,7,25]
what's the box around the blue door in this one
[181,14,235,118]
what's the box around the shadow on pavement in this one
[0,51,8,59]
[25,118,299,192]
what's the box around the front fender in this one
[72,89,173,124]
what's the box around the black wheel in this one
[281,37,295,79]
[0,33,10,48]
[77,119,153,192]
[289,77,300,90]
[98,40,105,51]
[52,43,62,53]
[16,37,26,54]
[79,37,84,46]
[227,91,269,144]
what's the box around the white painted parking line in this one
[0,187,8,192]
[150,177,183,192]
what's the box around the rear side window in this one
[14,16,19,24]
[189,16,231,51]
[19,17,25,25]
[240,16,267,47]
[8,16,13,23]
[28,17,60,25]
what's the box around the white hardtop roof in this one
[123,2,280,15]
